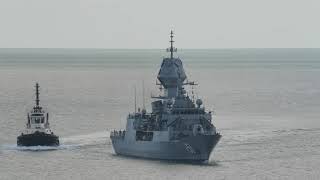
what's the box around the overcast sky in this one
[0,0,319,48]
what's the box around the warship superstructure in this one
[110,31,221,162]
[17,83,59,146]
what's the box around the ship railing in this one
[170,130,215,139]
[128,114,136,119]
[202,131,215,135]
[128,113,153,120]
[170,108,206,114]
[110,130,126,138]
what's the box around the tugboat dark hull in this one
[111,133,221,162]
[17,132,59,146]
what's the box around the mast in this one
[35,83,40,106]
[142,80,145,110]
[167,30,177,59]
[134,86,137,114]
[170,30,174,59]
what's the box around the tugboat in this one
[110,31,221,162]
[17,83,59,146]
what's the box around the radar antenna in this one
[166,30,177,59]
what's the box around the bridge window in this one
[35,118,40,123]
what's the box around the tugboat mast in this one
[35,83,40,106]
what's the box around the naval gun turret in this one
[110,31,221,162]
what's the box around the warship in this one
[17,83,59,146]
[110,31,221,162]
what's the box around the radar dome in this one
[196,99,203,107]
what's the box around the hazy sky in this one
[0,0,319,48]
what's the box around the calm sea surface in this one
[0,49,319,180]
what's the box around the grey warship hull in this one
[111,134,221,162]
[110,31,221,163]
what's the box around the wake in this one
[60,131,109,147]
[1,131,110,152]
[1,144,74,151]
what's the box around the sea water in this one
[0,48,319,180]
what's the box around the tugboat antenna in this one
[35,83,40,106]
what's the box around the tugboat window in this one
[35,118,40,123]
